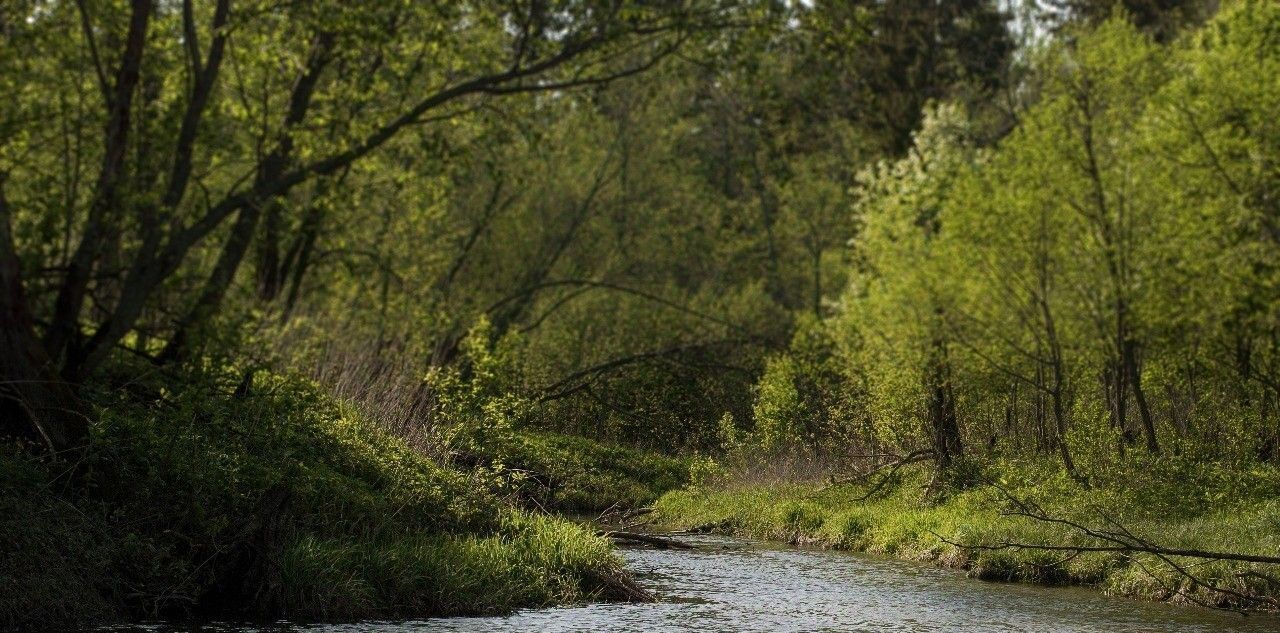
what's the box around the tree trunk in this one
[256,202,284,302]
[1037,286,1080,480]
[160,203,261,363]
[811,246,822,318]
[1124,338,1160,454]
[0,176,89,453]
[927,335,963,469]
[45,0,153,368]
[280,205,322,321]
[1050,385,1078,478]
[1105,360,1128,457]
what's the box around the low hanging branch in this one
[485,278,758,338]
[936,487,1280,611]
[820,448,936,500]
[536,338,756,403]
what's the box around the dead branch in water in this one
[595,504,655,526]
[583,567,656,603]
[599,530,695,550]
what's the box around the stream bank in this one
[106,535,1280,632]
[651,465,1280,611]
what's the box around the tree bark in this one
[0,175,88,453]
[46,0,152,370]
[1124,337,1160,454]
[927,331,963,469]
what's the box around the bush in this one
[750,316,858,455]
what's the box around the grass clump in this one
[280,512,621,619]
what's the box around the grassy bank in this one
[0,363,638,630]
[654,459,1280,610]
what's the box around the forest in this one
[2,0,1280,629]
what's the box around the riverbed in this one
[121,535,1280,632]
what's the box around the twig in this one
[819,449,935,501]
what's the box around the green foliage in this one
[752,355,805,453]
[429,318,531,465]
[1043,0,1218,42]
[751,316,856,454]
[9,0,1280,624]
[838,103,979,450]
[832,3,1280,476]
[417,319,690,512]
[489,431,692,513]
[90,367,493,539]
[687,454,727,491]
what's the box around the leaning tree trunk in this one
[159,203,262,364]
[1124,338,1160,454]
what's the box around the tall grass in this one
[280,513,622,619]
[273,326,447,458]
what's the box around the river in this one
[119,535,1280,632]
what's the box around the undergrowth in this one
[0,361,630,630]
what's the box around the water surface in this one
[126,535,1280,632]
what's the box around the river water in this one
[123,535,1280,632]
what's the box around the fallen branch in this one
[599,530,695,550]
[996,489,1280,566]
[595,504,654,524]
[583,567,656,603]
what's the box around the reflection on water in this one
[120,535,1280,632]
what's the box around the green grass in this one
[653,458,1280,610]
[0,363,632,629]
[279,512,623,619]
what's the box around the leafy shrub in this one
[751,316,858,455]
